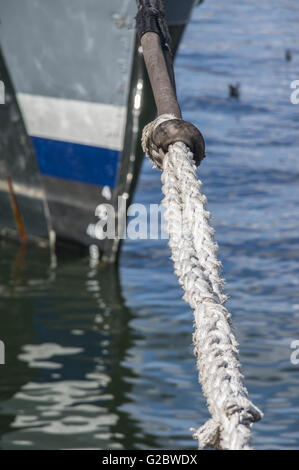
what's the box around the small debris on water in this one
[285,49,292,61]
[228,83,241,99]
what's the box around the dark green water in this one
[0,242,207,450]
[1,0,299,450]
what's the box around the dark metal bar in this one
[136,0,181,118]
[140,32,181,117]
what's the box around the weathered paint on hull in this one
[0,0,197,260]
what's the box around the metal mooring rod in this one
[136,0,182,118]
[136,0,205,166]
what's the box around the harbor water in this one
[0,0,299,449]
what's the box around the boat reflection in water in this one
[0,242,158,449]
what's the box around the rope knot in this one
[142,114,205,170]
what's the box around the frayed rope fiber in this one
[142,115,263,450]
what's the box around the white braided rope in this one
[142,117,263,450]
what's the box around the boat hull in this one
[0,0,197,261]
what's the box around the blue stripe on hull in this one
[32,136,120,188]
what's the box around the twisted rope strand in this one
[142,117,262,450]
